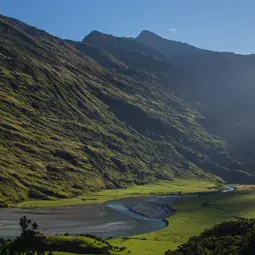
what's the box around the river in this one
[0,195,181,238]
[0,185,234,238]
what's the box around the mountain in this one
[0,15,252,203]
[137,30,255,172]
[82,30,172,71]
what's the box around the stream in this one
[0,195,181,238]
[0,186,234,238]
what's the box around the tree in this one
[1,216,52,255]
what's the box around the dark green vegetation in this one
[0,216,52,254]
[0,216,126,255]
[166,218,255,255]
[0,14,254,204]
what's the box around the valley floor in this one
[3,181,255,255]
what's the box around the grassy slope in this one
[108,189,255,255]
[0,235,127,255]
[1,14,242,203]
[46,235,127,255]
[83,31,252,185]
[15,179,215,208]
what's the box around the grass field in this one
[108,189,255,255]
[15,179,216,208]
[12,179,217,255]
[9,183,255,254]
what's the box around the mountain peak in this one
[137,30,165,41]
[138,30,158,37]
[83,30,113,43]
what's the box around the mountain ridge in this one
[138,30,255,56]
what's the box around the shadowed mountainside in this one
[137,30,255,172]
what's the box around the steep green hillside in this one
[83,31,253,181]
[0,15,250,203]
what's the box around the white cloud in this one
[168,28,178,33]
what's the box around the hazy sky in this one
[1,0,255,54]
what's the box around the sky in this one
[1,0,255,54]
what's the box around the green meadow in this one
[108,188,255,255]
[15,179,216,208]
